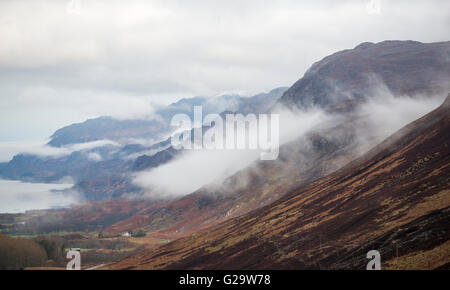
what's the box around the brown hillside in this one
[106,94,450,270]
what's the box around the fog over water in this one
[0,179,79,213]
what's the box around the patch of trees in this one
[0,233,146,269]
[34,236,66,265]
[0,234,47,269]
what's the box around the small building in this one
[121,232,131,237]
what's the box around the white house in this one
[121,232,131,237]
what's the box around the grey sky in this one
[0,0,449,141]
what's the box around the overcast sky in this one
[0,0,449,141]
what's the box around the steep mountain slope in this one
[102,39,450,233]
[133,147,181,172]
[278,40,449,109]
[103,114,362,236]
[107,94,450,270]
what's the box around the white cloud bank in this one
[133,107,331,197]
[0,179,80,213]
[0,139,119,162]
[133,90,446,198]
[354,87,447,149]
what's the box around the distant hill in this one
[48,88,287,147]
[48,117,169,148]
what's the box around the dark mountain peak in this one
[375,39,422,46]
[278,40,450,109]
[354,42,375,50]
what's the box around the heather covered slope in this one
[18,106,363,236]
[102,105,368,236]
[106,94,450,270]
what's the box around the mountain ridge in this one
[48,88,288,147]
[277,40,450,109]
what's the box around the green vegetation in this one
[157,239,170,244]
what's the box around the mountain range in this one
[0,88,287,200]
[1,40,449,269]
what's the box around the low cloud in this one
[133,107,332,197]
[354,88,446,151]
[0,179,81,213]
[133,84,447,198]
[87,152,103,162]
[0,139,119,162]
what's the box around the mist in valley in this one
[0,179,80,213]
[132,83,447,199]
